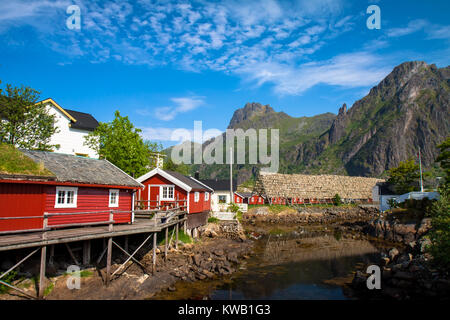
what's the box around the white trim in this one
[160,185,175,201]
[132,191,135,223]
[188,176,214,192]
[187,191,190,213]
[194,191,199,202]
[136,168,192,192]
[109,189,119,208]
[55,186,78,208]
[205,192,209,201]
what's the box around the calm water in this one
[153,225,382,300]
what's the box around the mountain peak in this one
[228,102,275,128]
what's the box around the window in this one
[161,186,174,200]
[109,189,119,207]
[218,195,227,203]
[205,192,209,201]
[194,192,199,202]
[259,197,263,203]
[55,187,78,208]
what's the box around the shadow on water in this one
[152,224,382,300]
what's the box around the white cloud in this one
[141,126,222,143]
[387,19,428,37]
[154,96,205,121]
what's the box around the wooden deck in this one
[0,216,186,252]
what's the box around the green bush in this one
[208,217,219,223]
[0,270,17,294]
[332,194,342,206]
[227,203,243,222]
[427,186,450,269]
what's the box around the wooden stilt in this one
[49,245,55,266]
[175,223,179,249]
[38,245,47,299]
[165,227,168,261]
[105,237,112,285]
[65,243,79,265]
[124,236,129,252]
[83,240,91,265]
[152,233,156,274]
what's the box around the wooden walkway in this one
[0,217,186,252]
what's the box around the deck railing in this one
[0,206,187,236]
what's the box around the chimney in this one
[194,171,199,180]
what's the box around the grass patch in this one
[0,271,17,294]
[208,217,219,223]
[43,282,54,296]
[159,227,192,245]
[0,143,54,176]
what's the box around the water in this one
[153,225,383,300]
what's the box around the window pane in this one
[58,191,65,204]
[67,191,74,204]
[163,187,168,198]
[168,187,174,198]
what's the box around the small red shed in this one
[0,150,143,234]
[136,168,212,213]
[234,192,266,205]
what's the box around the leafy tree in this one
[84,110,161,177]
[332,194,342,206]
[435,137,450,187]
[163,156,190,175]
[387,158,424,194]
[0,81,58,151]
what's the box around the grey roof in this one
[164,170,211,191]
[20,150,142,188]
[199,179,237,192]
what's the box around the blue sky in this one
[0,0,449,148]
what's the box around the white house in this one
[197,177,248,213]
[42,98,99,158]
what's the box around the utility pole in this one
[418,148,424,192]
[230,146,233,204]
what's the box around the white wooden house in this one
[42,98,99,158]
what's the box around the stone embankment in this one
[345,217,450,300]
[243,206,379,224]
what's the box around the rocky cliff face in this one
[191,61,449,181]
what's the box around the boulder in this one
[389,248,400,261]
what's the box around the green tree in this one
[163,156,190,175]
[427,138,450,269]
[0,81,58,151]
[435,137,450,187]
[387,158,423,194]
[84,110,161,177]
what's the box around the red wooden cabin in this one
[0,150,142,234]
[234,192,266,205]
[136,168,212,214]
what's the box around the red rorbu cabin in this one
[234,192,266,205]
[136,168,212,230]
[0,150,143,234]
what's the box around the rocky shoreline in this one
[0,221,253,300]
[340,216,450,300]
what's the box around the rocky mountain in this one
[172,61,449,183]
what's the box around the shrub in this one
[332,194,342,206]
[0,270,17,293]
[427,186,450,269]
[208,217,219,223]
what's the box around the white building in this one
[42,98,99,158]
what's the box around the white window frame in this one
[54,186,78,208]
[204,192,209,201]
[160,185,175,201]
[109,189,120,208]
[194,191,199,202]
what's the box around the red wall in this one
[0,183,133,232]
[189,190,211,213]
[45,186,132,226]
[139,173,210,214]
[0,183,45,232]
[138,174,188,210]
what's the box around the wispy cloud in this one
[141,126,222,143]
[387,19,428,37]
[154,96,205,121]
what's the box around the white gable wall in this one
[46,103,98,158]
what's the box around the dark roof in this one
[21,150,142,188]
[164,170,212,191]
[65,109,99,131]
[376,182,397,195]
[235,192,253,198]
[199,179,237,192]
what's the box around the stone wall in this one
[255,172,384,200]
